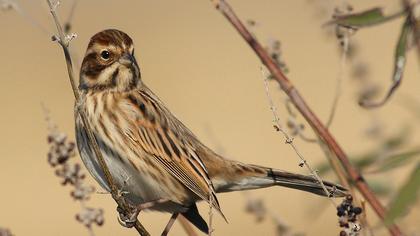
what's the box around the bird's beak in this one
[119,53,135,67]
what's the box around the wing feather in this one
[123,87,223,215]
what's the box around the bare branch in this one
[177,215,199,236]
[161,213,179,236]
[208,193,214,235]
[45,1,149,235]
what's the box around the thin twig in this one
[177,215,199,236]
[45,1,149,235]
[326,30,348,128]
[1,0,50,35]
[210,1,402,235]
[287,105,317,142]
[284,98,318,143]
[64,0,78,33]
[161,213,179,236]
[206,127,302,235]
[208,193,214,236]
[261,68,336,203]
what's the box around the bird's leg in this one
[161,213,179,236]
[135,198,169,211]
[117,198,170,228]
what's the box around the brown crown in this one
[88,29,133,49]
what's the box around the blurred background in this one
[0,0,419,235]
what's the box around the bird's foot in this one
[117,198,170,228]
[117,205,139,228]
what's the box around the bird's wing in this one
[122,87,223,216]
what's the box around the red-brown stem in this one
[210,0,402,235]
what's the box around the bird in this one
[75,29,346,234]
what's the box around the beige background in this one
[0,0,419,235]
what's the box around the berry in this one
[353,207,362,215]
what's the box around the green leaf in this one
[368,180,393,196]
[316,152,377,175]
[359,16,412,108]
[385,162,420,225]
[316,128,410,175]
[328,8,404,28]
[370,149,420,173]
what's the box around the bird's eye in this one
[100,50,110,60]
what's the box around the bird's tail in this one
[181,204,209,234]
[211,161,347,197]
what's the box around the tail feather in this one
[211,162,347,197]
[267,168,347,197]
[181,203,209,234]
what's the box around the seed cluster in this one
[266,39,289,74]
[337,195,362,236]
[76,207,105,228]
[244,197,266,222]
[47,126,104,230]
[244,195,304,236]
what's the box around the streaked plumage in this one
[75,29,346,233]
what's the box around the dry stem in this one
[261,68,337,202]
[208,193,214,236]
[210,0,402,235]
[326,30,348,128]
[178,215,199,236]
[45,1,149,235]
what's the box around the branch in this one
[45,1,149,235]
[209,1,402,235]
[178,215,199,236]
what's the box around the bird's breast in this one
[74,93,192,212]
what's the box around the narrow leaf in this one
[360,17,412,108]
[316,129,410,175]
[385,163,420,225]
[369,149,420,173]
[327,8,404,28]
[368,180,393,196]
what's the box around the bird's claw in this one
[117,206,140,228]
[116,198,170,228]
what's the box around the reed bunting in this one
[75,29,346,233]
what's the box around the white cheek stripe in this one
[116,66,134,91]
[96,62,119,84]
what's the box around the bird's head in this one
[79,29,141,92]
